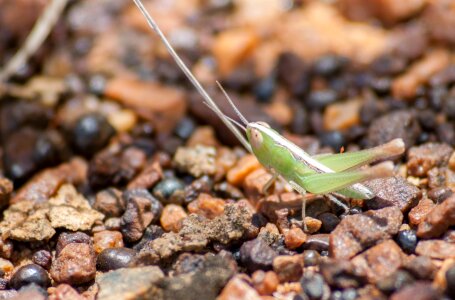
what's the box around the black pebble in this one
[318,213,340,233]
[306,90,338,110]
[10,264,50,290]
[72,113,115,157]
[446,266,455,298]
[313,55,346,77]
[376,270,414,295]
[32,250,52,270]
[303,250,320,267]
[96,248,137,272]
[254,75,276,103]
[153,178,185,205]
[239,238,278,273]
[396,230,417,254]
[174,117,196,140]
[320,131,345,152]
[300,273,325,300]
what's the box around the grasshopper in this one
[133,0,405,230]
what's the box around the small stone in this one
[402,256,437,280]
[0,238,13,259]
[252,270,279,295]
[330,207,403,259]
[305,234,330,252]
[0,258,13,275]
[367,110,420,149]
[227,155,262,186]
[127,161,163,190]
[273,255,303,282]
[320,259,366,289]
[71,113,115,157]
[243,168,273,201]
[428,187,453,204]
[173,146,217,177]
[152,178,185,205]
[50,243,96,285]
[0,178,13,210]
[319,131,345,152]
[417,193,455,238]
[186,126,220,148]
[365,176,421,212]
[183,176,214,205]
[160,204,187,233]
[120,189,162,243]
[305,217,322,234]
[218,276,262,300]
[10,264,50,289]
[32,250,52,270]
[376,270,415,295]
[93,188,125,218]
[323,99,361,131]
[318,213,340,233]
[351,240,406,283]
[94,231,123,254]
[300,273,326,300]
[416,240,455,259]
[96,248,137,272]
[306,90,338,110]
[390,281,441,300]
[407,143,453,177]
[396,230,417,254]
[446,266,455,298]
[303,250,320,267]
[187,193,225,219]
[284,228,307,250]
[56,232,91,255]
[10,284,47,300]
[409,198,435,226]
[240,238,278,273]
[96,266,164,300]
[49,284,84,300]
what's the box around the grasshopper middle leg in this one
[288,180,308,232]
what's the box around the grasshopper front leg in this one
[288,180,308,232]
[262,170,279,196]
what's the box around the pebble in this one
[318,213,340,233]
[48,284,85,300]
[243,168,274,201]
[56,232,91,255]
[71,113,115,157]
[300,273,326,300]
[240,238,278,273]
[418,194,455,238]
[367,110,421,149]
[277,52,310,97]
[0,178,13,210]
[313,54,346,77]
[160,204,188,232]
[93,188,125,218]
[96,248,137,272]
[402,256,436,280]
[93,231,123,254]
[50,243,96,285]
[446,266,455,298]
[96,266,164,300]
[323,99,361,131]
[10,264,50,290]
[330,207,403,259]
[306,90,338,110]
[396,230,417,254]
[218,276,262,300]
[319,131,346,152]
[376,270,415,295]
[305,234,330,252]
[390,281,441,300]
[273,255,304,282]
[120,188,162,243]
[284,227,307,250]
[132,225,164,252]
[187,193,225,219]
[365,176,421,212]
[226,155,262,186]
[128,161,163,190]
[428,187,453,204]
[320,259,366,289]
[252,270,279,295]
[32,250,52,270]
[351,240,406,283]
[416,240,455,259]
[183,175,214,204]
[173,145,217,177]
[407,143,453,177]
[303,250,320,267]
[152,178,185,205]
[409,198,435,226]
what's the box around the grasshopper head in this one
[246,122,271,151]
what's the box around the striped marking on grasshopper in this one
[132,0,405,231]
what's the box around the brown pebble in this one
[273,255,304,283]
[284,227,307,250]
[160,204,188,232]
[417,193,455,238]
[351,240,406,283]
[218,276,262,300]
[32,250,52,270]
[390,281,441,300]
[416,240,455,259]
[243,168,273,201]
[50,243,96,285]
[227,155,262,186]
[93,231,123,254]
[93,188,125,218]
[407,143,453,177]
[409,198,436,226]
[252,270,279,295]
[49,284,84,300]
[0,178,13,210]
[127,161,163,190]
[186,126,220,148]
[187,193,225,219]
[56,232,91,255]
[323,99,361,131]
[0,258,13,274]
[304,217,322,234]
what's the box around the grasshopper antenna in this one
[202,102,247,131]
[132,0,252,153]
[216,81,249,126]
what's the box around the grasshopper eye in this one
[250,128,263,149]
[256,122,271,128]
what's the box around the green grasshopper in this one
[133,0,405,230]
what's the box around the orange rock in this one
[212,28,260,76]
[187,193,225,219]
[186,126,220,148]
[227,155,262,186]
[218,276,262,300]
[93,231,124,254]
[392,49,450,100]
[408,198,436,226]
[160,204,187,232]
[323,99,361,131]
[273,255,304,282]
[284,227,307,250]
[264,101,293,126]
[104,78,186,133]
[244,168,274,202]
[252,270,279,295]
[214,147,238,181]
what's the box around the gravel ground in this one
[0,0,455,299]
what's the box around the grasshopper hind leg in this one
[288,181,308,232]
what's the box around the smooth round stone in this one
[96,248,137,272]
[10,264,50,290]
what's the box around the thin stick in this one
[0,0,68,82]
[132,0,252,153]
